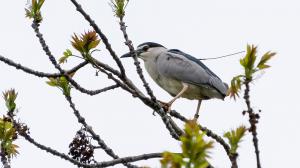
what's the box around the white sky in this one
[0,0,299,168]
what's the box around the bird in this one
[121,42,228,120]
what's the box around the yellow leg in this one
[193,100,202,120]
[163,83,189,112]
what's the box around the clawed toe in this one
[158,100,172,112]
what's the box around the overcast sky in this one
[0,0,299,168]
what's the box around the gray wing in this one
[156,49,228,96]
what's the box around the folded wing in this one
[156,49,228,97]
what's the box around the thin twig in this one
[20,131,163,168]
[64,95,137,168]
[33,2,182,142]
[0,53,121,96]
[72,84,120,96]
[117,17,183,139]
[0,54,88,78]
[90,57,183,140]
[244,79,261,168]
[19,132,88,167]
[87,59,137,95]
[69,0,126,76]
[119,18,157,102]
[20,131,164,168]
[93,153,162,167]
[68,0,183,140]
[31,20,137,168]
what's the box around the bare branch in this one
[93,153,162,167]
[116,18,184,140]
[31,22,65,72]
[20,131,163,168]
[244,79,261,168]
[118,18,157,101]
[169,110,230,152]
[87,60,137,95]
[19,132,89,167]
[0,53,121,96]
[0,54,88,78]
[88,57,183,139]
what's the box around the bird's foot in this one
[157,100,172,112]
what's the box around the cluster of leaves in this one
[110,0,129,18]
[25,0,45,23]
[0,118,19,158]
[223,126,247,154]
[59,31,101,64]
[69,129,94,164]
[1,90,19,158]
[229,45,276,99]
[161,120,213,168]
[59,49,73,64]
[3,89,18,113]
[46,74,74,96]
[71,31,100,58]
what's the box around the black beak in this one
[120,52,133,58]
[120,49,142,58]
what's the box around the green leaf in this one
[161,120,213,168]
[110,0,129,18]
[2,89,18,112]
[257,51,276,70]
[46,78,58,87]
[231,44,276,100]
[228,75,244,100]
[161,152,183,168]
[239,44,257,79]
[224,126,247,154]
[59,49,73,64]
[46,75,74,96]
[5,143,19,157]
[88,40,100,51]
[25,0,45,23]
[0,119,19,157]
[71,31,101,56]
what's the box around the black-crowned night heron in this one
[121,42,228,119]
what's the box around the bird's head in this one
[121,42,166,61]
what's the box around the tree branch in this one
[19,132,89,167]
[169,110,238,168]
[90,57,183,140]
[116,18,184,140]
[0,53,121,96]
[119,18,157,101]
[244,79,261,168]
[20,128,163,168]
[93,153,162,168]
[68,0,184,141]
[64,94,137,168]
[31,1,182,143]
[20,130,163,168]
[30,20,137,168]
[0,54,88,78]
[69,0,126,76]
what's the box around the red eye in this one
[142,45,149,51]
